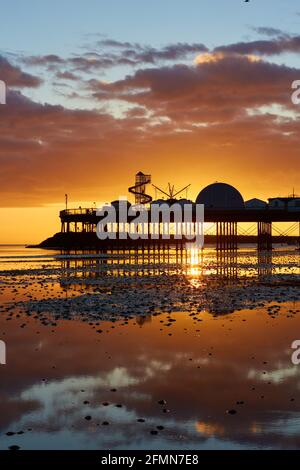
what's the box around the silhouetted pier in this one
[37,179,300,251]
[58,207,300,251]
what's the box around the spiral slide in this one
[128,172,153,205]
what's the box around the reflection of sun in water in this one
[196,421,225,437]
[250,422,262,434]
[187,246,202,276]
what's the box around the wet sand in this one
[0,246,300,449]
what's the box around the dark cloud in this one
[214,35,300,56]
[22,54,64,66]
[97,39,142,49]
[253,26,287,38]
[126,43,208,64]
[0,56,42,88]
[21,41,208,76]
[56,71,79,81]
[95,40,208,64]
[68,54,117,71]
[21,51,134,73]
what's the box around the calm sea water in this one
[0,245,300,449]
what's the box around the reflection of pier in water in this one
[59,245,277,284]
[55,246,300,317]
[257,252,273,278]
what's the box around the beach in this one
[0,245,300,449]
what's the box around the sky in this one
[0,0,300,243]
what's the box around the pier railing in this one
[60,208,95,216]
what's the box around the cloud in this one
[97,39,141,49]
[56,71,80,81]
[1,81,300,208]
[252,26,287,38]
[214,35,300,56]
[1,39,300,208]
[105,42,209,64]
[0,90,149,206]
[89,53,299,124]
[0,56,42,88]
[21,40,208,76]
[22,54,64,67]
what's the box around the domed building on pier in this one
[195,182,244,210]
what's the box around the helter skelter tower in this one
[128,172,153,205]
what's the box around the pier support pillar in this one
[257,221,272,251]
[216,221,238,251]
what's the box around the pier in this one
[52,177,300,251]
[59,207,300,251]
